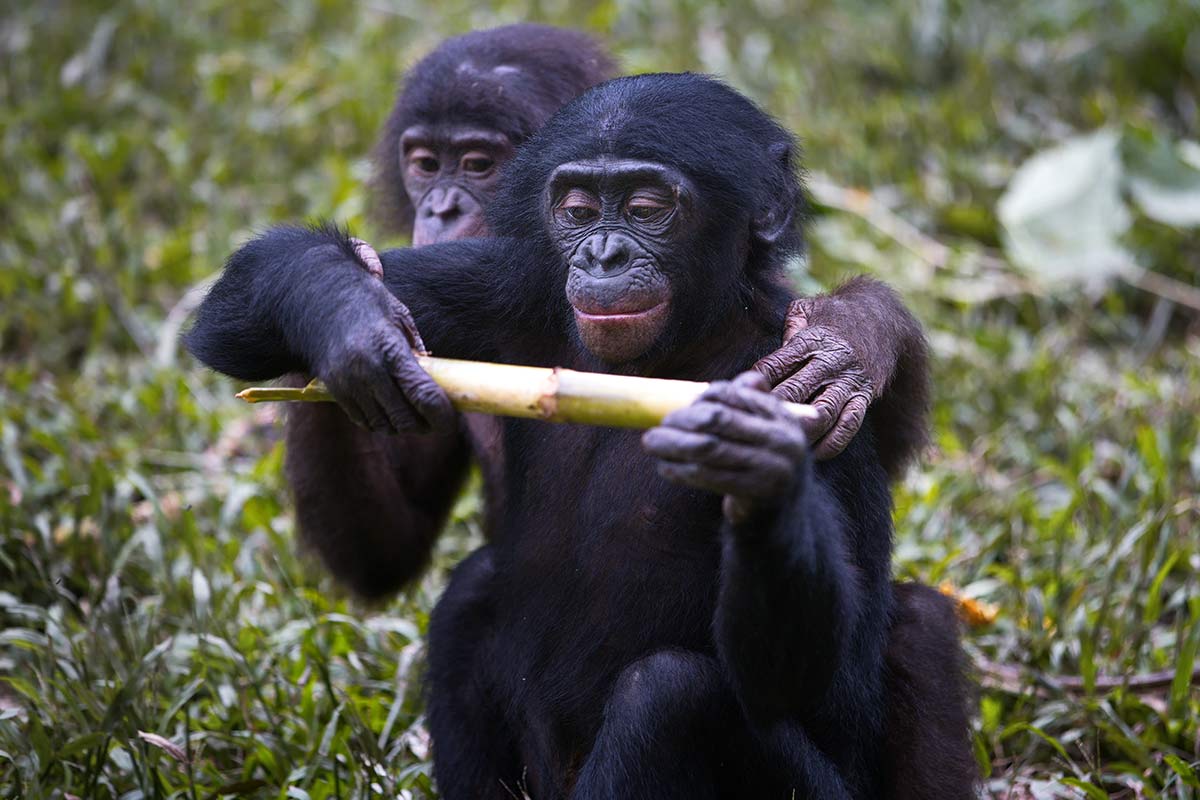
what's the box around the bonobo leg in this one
[426,547,520,800]
[570,650,735,800]
[883,583,977,799]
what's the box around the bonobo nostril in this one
[600,239,628,269]
[432,196,461,220]
[583,233,633,274]
[424,186,468,220]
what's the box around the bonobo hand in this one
[642,372,809,525]
[316,284,455,435]
[754,296,883,460]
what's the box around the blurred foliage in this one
[1,0,1198,798]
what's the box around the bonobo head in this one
[372,25,616,245]
[492,73,807,366]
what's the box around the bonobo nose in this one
[422,186,468,220]
[432,193,461,219]
[413,186,486,246]
[580,233,634,276]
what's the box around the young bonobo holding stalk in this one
[188,74,973,799]
[288,25,932,600]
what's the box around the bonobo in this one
[291,25,930,602]
[187,73,973,799]
[285,24,617,595]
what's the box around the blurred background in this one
[1,1,1198,797]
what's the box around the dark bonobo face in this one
[401,124,515,245]
[548,158,694,363]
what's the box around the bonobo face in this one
[548,158,693,364]
[401,124,515,245]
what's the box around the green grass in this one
[2,1,1198,797]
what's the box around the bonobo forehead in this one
[400,124,511,153]
[489,72,804,254]
[548,158,691,195]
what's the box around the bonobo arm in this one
[284,384,473,600]
[755,277,930,479]
[276,234,474,601]
[643,373,887,723]
[184,224,526,428]
[186,224,520,595]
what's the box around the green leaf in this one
[1062,777,1109,799]
[997,128,1134,285]
[1163,754,1200,789]
[1125,136,1200,228]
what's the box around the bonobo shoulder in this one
[377,236,569,362]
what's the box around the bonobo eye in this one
[461,152,495,175]
[557,189,601,225]
[407,148,439,176]
[625,192,672,224]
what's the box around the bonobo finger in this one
[812,391,871,460]
[801,387,841,444]
[697,379,732,401]
[723,372,789,418]
[336,395,371,430]
[659,401,780,445]
[771,347,856,405]
[395,358,456,430]
[643,428,779,471]
[376,382,425,434]
[699,373,776,416]
[782,297,815,343]
[804,377,867,451]
[386,295,428,354]
[380,336,455,431]
[752,336,814,387]
[360,398,399,434]
[656,459,793,498]
[349,238,384,279]
[730,371,771,392]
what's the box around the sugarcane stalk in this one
[235,355,817,429]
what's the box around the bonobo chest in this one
[494,418,725,738]
[502,419,725,560]
[497,419,724,659]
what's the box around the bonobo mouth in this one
[413,214,489,246]
[570,300,669,323]
[568,298,672,363]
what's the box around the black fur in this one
[185,73,973,799]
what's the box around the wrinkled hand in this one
[316,288,454,435]
[753,297,876,460]
[642,372,809,524]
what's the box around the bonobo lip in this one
[412,212,488,246]
[570,301,669,322]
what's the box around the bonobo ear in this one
[750,141,798,245]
